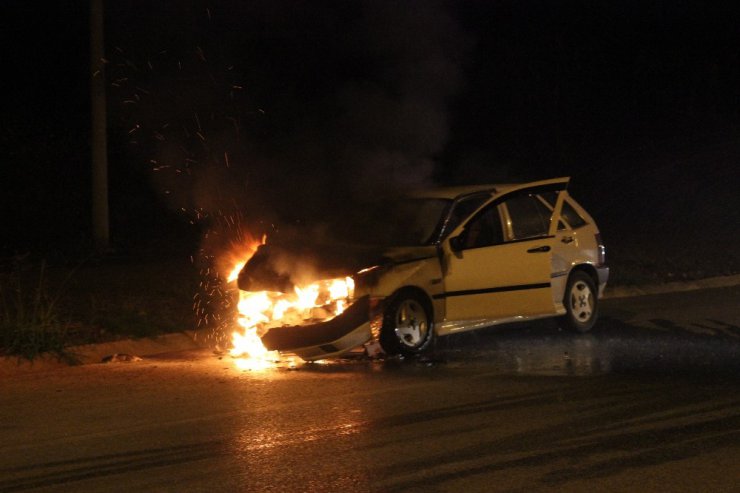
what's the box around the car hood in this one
[237,237,437,293]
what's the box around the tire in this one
[379,290,434,357]
[560,271,598,333]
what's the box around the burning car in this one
[233,177,609,361]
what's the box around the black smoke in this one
[107,0,469,237]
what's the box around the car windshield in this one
[281,196,486,248]
[321,198,452,247]
[379,198,452,246]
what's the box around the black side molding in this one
[433,283,551,299]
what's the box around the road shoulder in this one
[3,274,740,375]
[604,273,740,299]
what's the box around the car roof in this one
[409,184,498,200]
[409,177,570,200]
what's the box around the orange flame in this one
[224,234,266,283]
[224,238,355,369]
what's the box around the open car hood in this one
[237,236,435,293]
[237,241,386,293]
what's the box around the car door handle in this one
[561,236,574,244]
[527,245,551,253]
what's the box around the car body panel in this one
[439,238,555,321]
[436,311,559,336]
[358,252,442,299]
[288,321,372,361]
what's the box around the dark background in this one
[3,0,739,276]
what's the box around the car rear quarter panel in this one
[550,194,607,306]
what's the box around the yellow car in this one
[238,177,609,360]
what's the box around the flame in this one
[224,240,355,369]
[224,234,266,283]
[227,263,245,284]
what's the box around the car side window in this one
[445,194,489,236]
[504,193,553,240]
[461,203,504,249]
[560,199,587,229]
[537,191,559,209]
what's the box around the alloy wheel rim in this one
[394,299,429,348]
[569,281,594,322]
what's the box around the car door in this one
[440,185,563,323]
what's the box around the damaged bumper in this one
[260,295,372,361]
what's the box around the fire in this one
[224,242,355,369]
[224,234,266,283]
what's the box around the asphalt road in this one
[1,286,739,492]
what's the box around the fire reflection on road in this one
[226,314,740,378]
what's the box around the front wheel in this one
[560,271,598,333]
[379,291,434,357]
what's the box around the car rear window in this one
[560,199,587,229]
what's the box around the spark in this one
[196,46,206,62]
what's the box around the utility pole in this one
[90,0,109,251]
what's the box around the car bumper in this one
[597,265,610,297]
[260,295,372,361]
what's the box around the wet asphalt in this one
[1,286,738,492]
[432,284,740,378]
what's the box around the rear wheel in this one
[379,291,434,357]
[560,271,598,333]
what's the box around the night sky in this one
[3,0,739,257]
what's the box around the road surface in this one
[1,286,739,492]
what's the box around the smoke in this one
[334,0,467,194]
[108,0,469,227]
[280,0,469,211]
